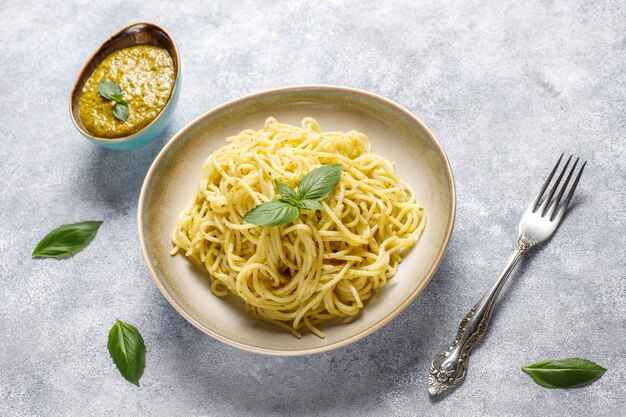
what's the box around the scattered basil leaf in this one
[108,320,146,387]
[522,358,606,389]
[98,80,123,101]
[243,165,342,227]
[32,221,103,259]
[113,101,129,122]
[275,180,297,201]
[296,164,343,201]
[243,199,299,227]
[299,199,325,211]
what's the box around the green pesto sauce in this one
[79,45,175,139]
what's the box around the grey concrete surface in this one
[1,0,624,416]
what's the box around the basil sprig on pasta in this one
[243,164,342,226]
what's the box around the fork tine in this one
[530,153,563,212]
[547,158,579,219]
[538,155,572,215]
[555,160,587,220]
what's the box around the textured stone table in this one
[1,1,624,416]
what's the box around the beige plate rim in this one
[137,85,456,355]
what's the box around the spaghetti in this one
[171,117,425,338]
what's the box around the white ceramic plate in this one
[138,86,455,355]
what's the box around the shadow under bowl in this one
[70,22,180,151]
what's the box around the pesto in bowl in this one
[78,45,175,139]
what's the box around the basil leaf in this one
[243,199,299,226]
[98,80,123,101]
[275,180,297,201]
[108,320,146,387]
[299,199,324,211]
[99,80,129,121]
[243,165,342,227]
[522,358,606,388]
[32,221,103,259]
[296,164,342,201]
[113,102,129,122]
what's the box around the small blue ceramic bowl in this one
[70,23,180,151]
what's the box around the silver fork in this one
[427,154,587,396]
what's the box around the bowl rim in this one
[69,22,180,143]
[137,85,456,355]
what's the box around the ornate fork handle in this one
[427,234,536,396]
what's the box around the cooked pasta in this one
[171,117,425,338]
